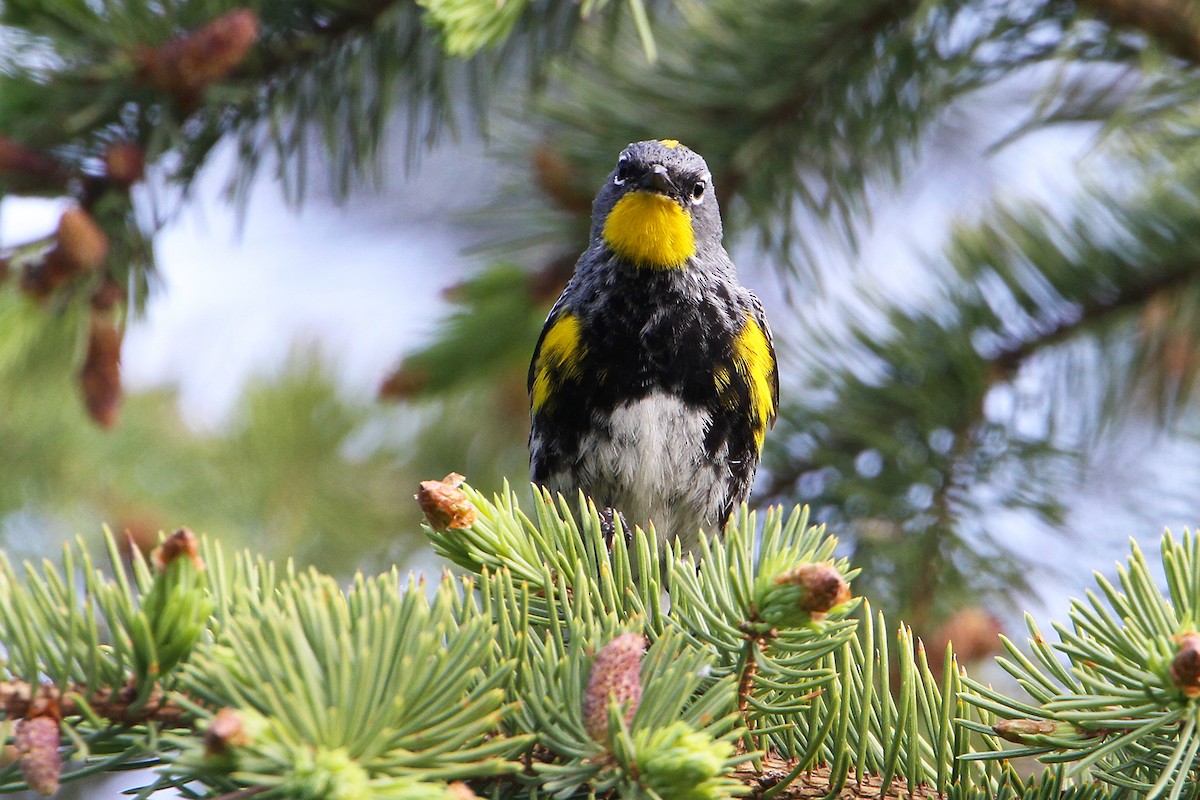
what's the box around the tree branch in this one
[1072,0,1200,64]
[0,681,950,800]
[991,263,1199,376]
[735,759,943,800]
[0,681,190,729]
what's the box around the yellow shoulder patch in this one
[731,314,777,450]
[658,138,681,149]
[532,313,586,411]
[713,365,732,397]
[602,192,696,269]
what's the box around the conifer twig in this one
[990,264,1199,377]
[0,681,189,729]
[1074,0,1200,63]
[732,759,944,800]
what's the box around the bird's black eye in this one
[691,180,707,202]
[613,158,632,186]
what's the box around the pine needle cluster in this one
[0,480,1193,798]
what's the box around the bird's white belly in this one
[571,392,729,549]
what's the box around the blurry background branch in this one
[1074,0,1200,63]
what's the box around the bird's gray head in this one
[590,139,722,270]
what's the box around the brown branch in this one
[991,264,1199,377]
[1072,0,1200,64]
[734,759,944,800]
[0,681,191,729]
[736,639,761,736]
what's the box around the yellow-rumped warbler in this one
[528,139,778,552]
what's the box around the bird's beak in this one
[645,164,676,195]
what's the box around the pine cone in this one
[582,633,645,744]
[105,142,146,186]
[56,207,109,273]
[137,9,259,103]
[80,317,123,428]
[15,717,60,796]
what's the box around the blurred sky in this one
[0,86,1195,626]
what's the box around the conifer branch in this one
[1074,0,1200,64]
[0,480,1194,796]
[990,263,1199,377]
[730,760,944,800]
[0,681,187,729]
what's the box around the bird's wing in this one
[528,281,576,394]
[748,291,780,428]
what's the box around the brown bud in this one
[1164,333,1198,380]
[138,9,259,101]
[40,251,77,292]
[153,528,204,572]
[80,317,122,428]
[19,261,55,299]
[0,137,68,192]
[1172,632,1200,696]
[22,208,110,301]
[1141,293,1171,336]
[90,278,124,312]
[532,143,593,214]
[104,142,146,186]
[204,708,251,756]
[447,782,477,800]
[993,718,1056,743]
[56,207,109,273]
[417,474,475,531]
[15,717,60,796]
[115,508,166,561]
[774,563,851,615]
[440,282,468,302]
[582,633,645,744]
[927,607,1004,669]
[379,364,429,400]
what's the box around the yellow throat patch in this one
[602,192,696,269]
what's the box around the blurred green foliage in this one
[0,288,425,574]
